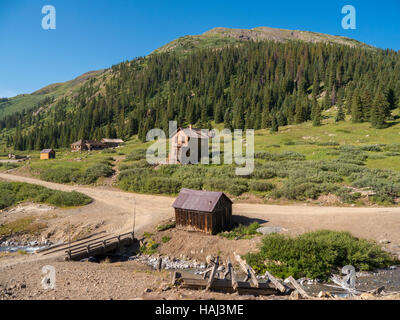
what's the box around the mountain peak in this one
[153,26,374,55]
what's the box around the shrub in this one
[182,178,203,190]
[126,149,147,161]
[360,144,383,152]
[140,239,159,254]
[204,178,249,196]
[157,221,176,231]
[218,222,261,240]
[47,191,92,207]
[249,181,275,192]
[102,149,116,154]
[162,236,171,243]
[144,177,181,194]
[40,167,76,183]
[0,182,92,209]
[80,163,114,184]
[244,230,395,279]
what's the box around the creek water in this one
[0,245,49,254]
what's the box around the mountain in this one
[1,27,399,151]
[0,26,375,119]
[153,26,375,55]
[0,70,105,119]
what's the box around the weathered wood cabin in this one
[71,139,106,152]
[101,138,124,148]
[169,125,209,164]
[40,149,56,160]
[172,188,233,235]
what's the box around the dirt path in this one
[1,172,400,245]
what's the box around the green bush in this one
[218,222,261,240]
[157,221,176,231]
[144,177,181,194]
[244,230,395,279]
[47,191,92,207]
[40,167,76,183]
[249,181,275,192]
[126,149,147,161]
[80,163,114,184]
[182,178,203,190]
[40,162,113,185]
[0,182,92,209]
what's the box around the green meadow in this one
[3,109,400,206]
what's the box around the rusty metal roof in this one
[172,188,232,213]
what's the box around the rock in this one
[379,239,391,244]
[206,255,214,265]
[290,290,301,300]
[369,286,385,295]
[256,226,282,235]
[360,292,375,300]
[144,288,152,293]
[318,291,333,298]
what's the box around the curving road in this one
[1,172,400,244]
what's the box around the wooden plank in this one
[265,271,286,293]
[287,276,310,299]
[234,252,259,288]
[180,278,277,295]
[205,256,219,291]
[41,232,109,255]
[226,258,238,291]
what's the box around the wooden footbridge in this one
[36,231,137,261]
[65,232,136,261]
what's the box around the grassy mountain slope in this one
[0,70,105,119]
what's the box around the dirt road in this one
[1,172,400,244]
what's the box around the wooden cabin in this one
[172,188,232,235]
[40,149,55,160]
[101,138,124,148]
[169,125,209,164]
[71,139,106,152]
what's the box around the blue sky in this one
[1,0,399,97]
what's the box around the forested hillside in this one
[1,38,400,151]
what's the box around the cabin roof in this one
[172,127,210,139]
[71,139,105,146]
[101,138,124,143]
[40,149,54,154]
[172,188,232,213]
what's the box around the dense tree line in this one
[2,40,400,150]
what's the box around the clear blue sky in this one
[1,0,399,97]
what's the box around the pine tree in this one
[371,91,389,128]
[311,98,321,126]
[335,104,345,122]
[351,91,363,123]
[270,115,279,133]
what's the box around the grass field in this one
[3,109,400,206]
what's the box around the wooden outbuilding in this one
[172,188,232,235]
[40,149,56,160]
[101,138,124,148]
